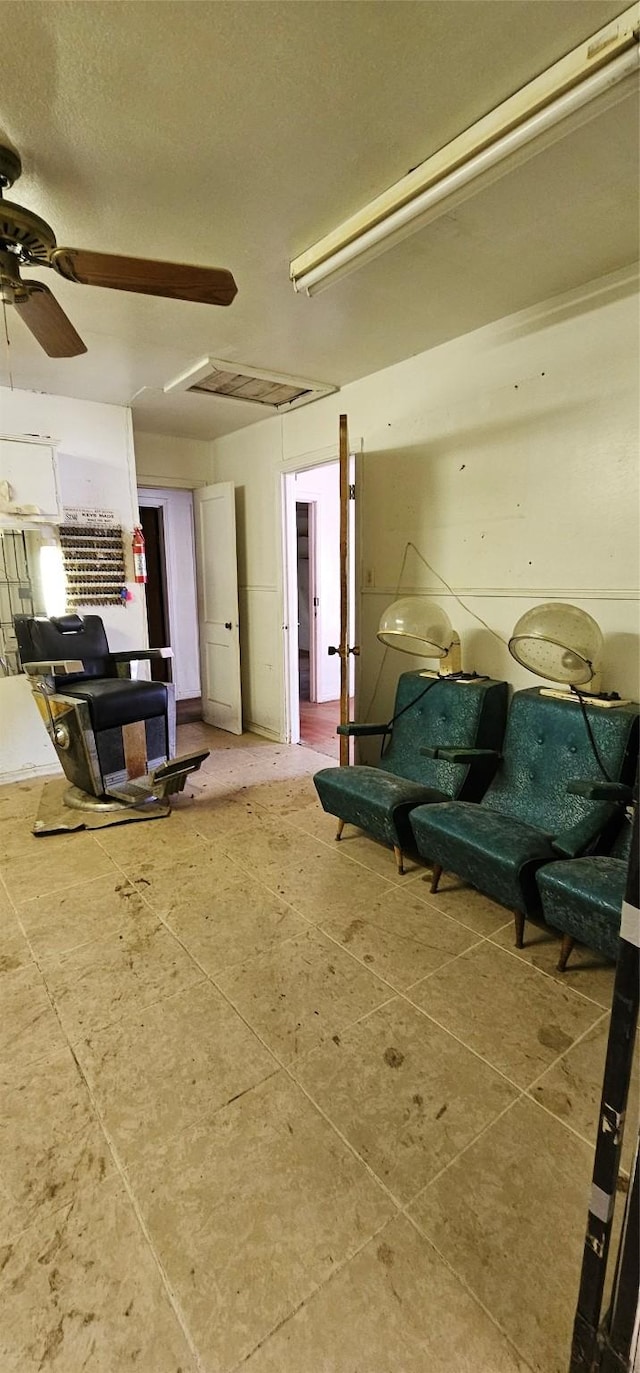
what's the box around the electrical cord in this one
[571,687,613,782]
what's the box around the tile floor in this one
[1,722,636,1373]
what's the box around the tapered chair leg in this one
[336,819,345,841]
[430,864,443,894]
[393,845,404,875]
[557,933,575,972]
[514,910,526,949]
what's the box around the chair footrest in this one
[105,749,209,802]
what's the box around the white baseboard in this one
[0,763,63,787]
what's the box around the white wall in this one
[211,267,640,739]
[134,430,213,489]
[0,388,146,783]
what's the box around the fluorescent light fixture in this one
[163,357,337,411]
[290,4,640,295]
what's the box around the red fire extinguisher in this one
[132,526,147,584]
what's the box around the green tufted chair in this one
[408,689,639,946]
[313,672,508,873]
[536,781,635,970]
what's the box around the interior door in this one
[193,482,242,734]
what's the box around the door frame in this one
[279,439,362,747]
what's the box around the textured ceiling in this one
[0,0,637,440]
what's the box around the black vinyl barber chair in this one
[15,614,208,825]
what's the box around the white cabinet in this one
[0,438,62,524]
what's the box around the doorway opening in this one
[137,487,202,724]
[138,506,170,683]
[283,460,355,759]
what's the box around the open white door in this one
[193,482,242,734]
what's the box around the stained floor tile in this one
[0,1049,113,1241]
[77,980,277,1170]
[0,968,68,1084]
[16,872,149,959]
[294,997,516,1202]
[224,820,399,925]
[320,885,478,989]
[0,1177,198,1372]
[40,912,203,1043]
[132,1072,395,1372]
[243,1215,530,1373]
[531,1018,639,1173]
[409,871,510,935]
[410,1096,594,1373]
[216,926,391,1063]
[159,866,310,976]
[490,917,615,1010]
[408,941,603,1086]
[2,831,116,903]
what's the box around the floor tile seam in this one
[403,1209,538,1373]
[519,1089,600,1157]
[227,1212,397,1373]
[447,919,614,1014]
[117,866,286,1069]
[523,1006,610,1095]
[10,868,130,924]
[316,915,488,986]
[310,917,453,998]
[393,990,528,1094]
[283,992,399,1068]
[402,883,514,938]
[50,969,213,1053]
[225,814,404,889]
[483,932,614,1012]
[0,1111,125,1248]
[281,1063,405,1211]
[398,1091,527,1211]
[213,970,398,1072]
[399,933,490,993]
[62,1038,209,1373]
[2,862,122,907]
[14,873,173,962]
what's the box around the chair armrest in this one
[420,746,501,763]
[567,780,634,804]
[23,659,84,677]
[337,722,389,737]
[109,649,174,663]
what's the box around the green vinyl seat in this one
[408,689,639,946]
[313,673,508,873]
[536,785,634,968]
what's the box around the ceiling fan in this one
[0,144,238,359]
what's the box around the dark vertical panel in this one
[139,506,169,683]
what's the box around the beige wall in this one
[211,267,640,738]
[134,430,213,489]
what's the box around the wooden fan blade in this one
[51,248,238,306]
[13,282,87,357]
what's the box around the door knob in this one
[225,621,232,630]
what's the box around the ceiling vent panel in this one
[163,358,337,411]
